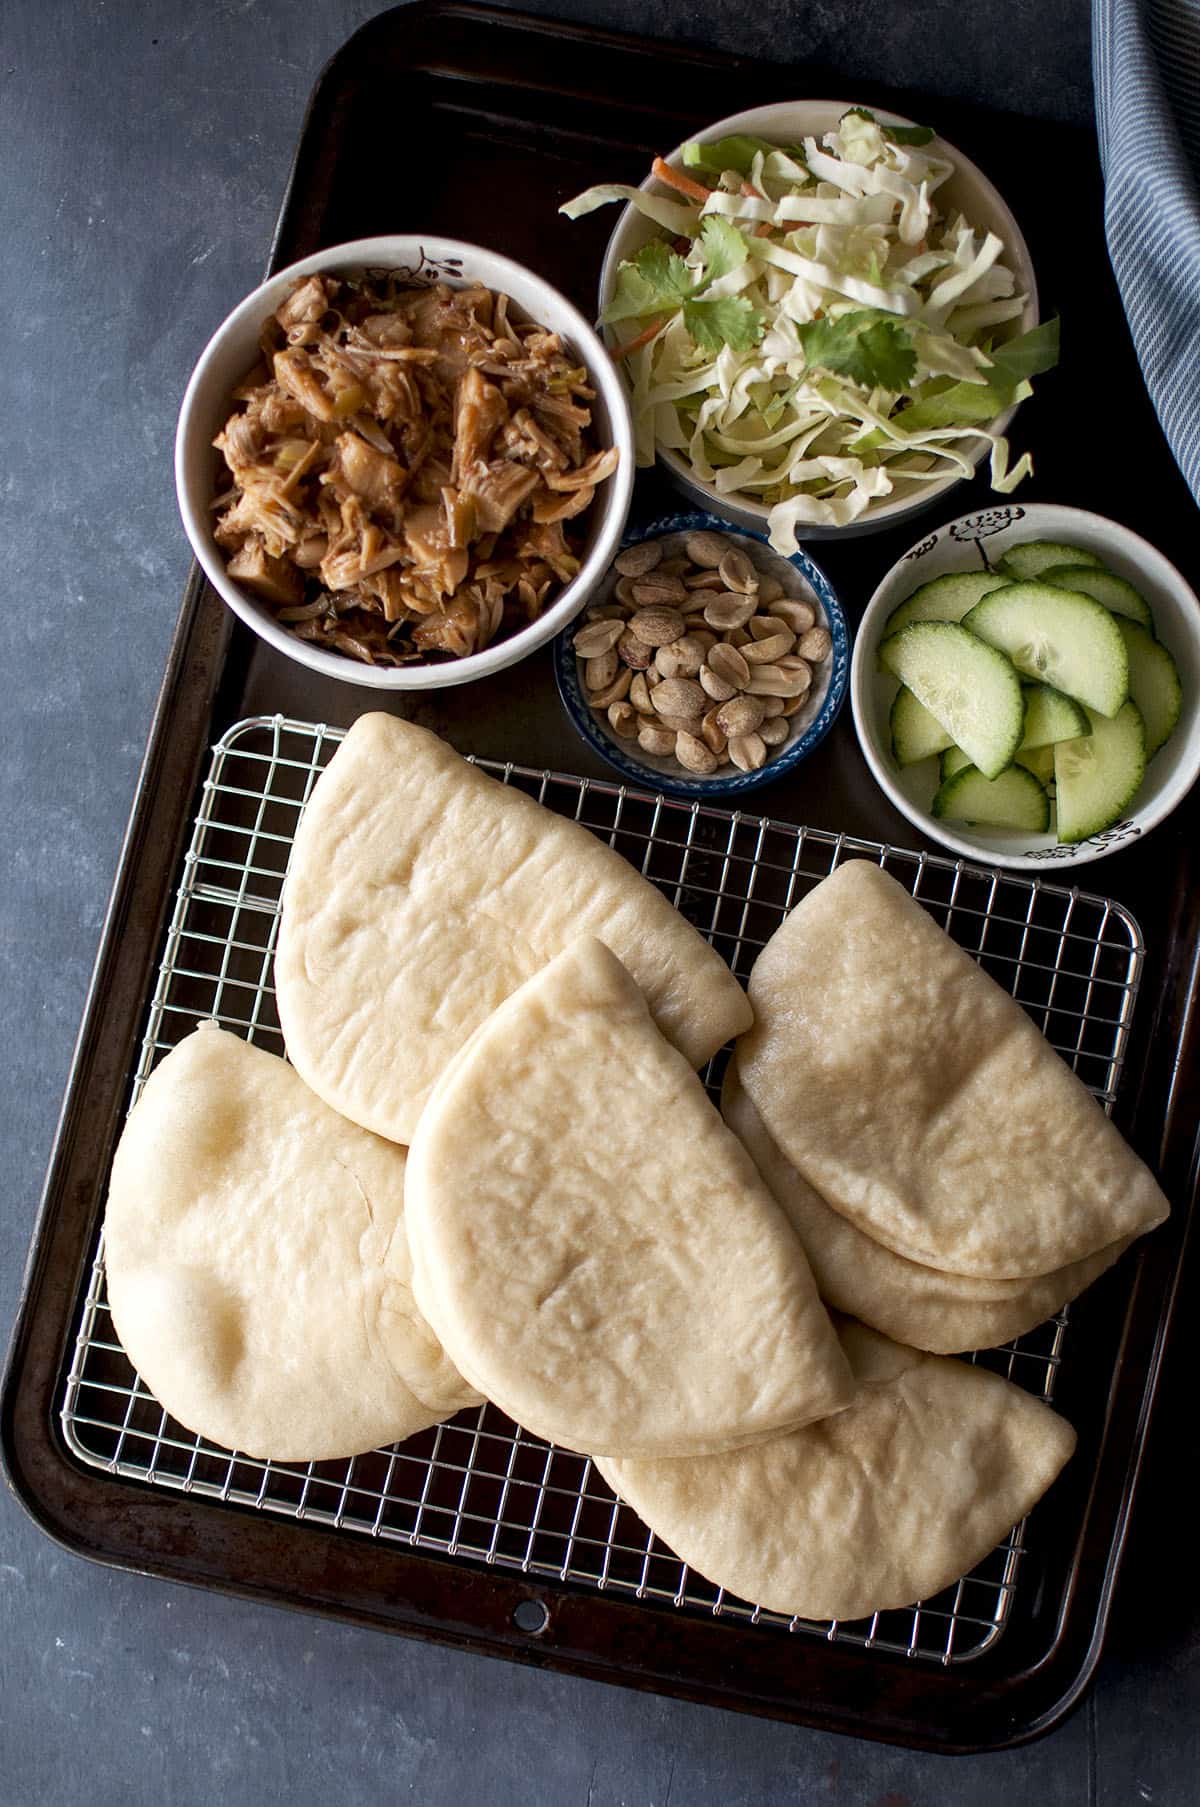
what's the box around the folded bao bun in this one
[103,1024,478,1462]
[275,713,753,1145]
[735,860,1168,1279]
[722,1066,1133,1352]
[403,937,853,1457]
[596,1320,1077,1623]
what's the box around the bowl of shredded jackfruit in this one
[176,235,633,687]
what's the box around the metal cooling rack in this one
[60,713,1145,1667]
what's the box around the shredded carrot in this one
[612,317,668,359]
[651,156,711,203]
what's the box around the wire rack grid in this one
[60,713,1145,1667]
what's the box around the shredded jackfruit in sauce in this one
[213,271,619,665]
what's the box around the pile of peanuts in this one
[574,530,831,776]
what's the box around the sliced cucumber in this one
[963,583,1129,718]
[1015,743,1055,785]
[1020,683,1090,748]
[1054,702,1146,843]
[940,745,972,780]
[883,569,1011,637]
[890,684,954,766]
[879,622,1024,779]
[1039,563,1154,630]
[1117,618,1182,756]
[932,764,1051,833]
[998,540,1104,581]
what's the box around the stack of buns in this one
[102,715,1168,1620]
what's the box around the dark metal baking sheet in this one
[4,0,1200,1753]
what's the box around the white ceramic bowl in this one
[176,235,635,690]
[597,101,1038,541]
[851,503,1200,870]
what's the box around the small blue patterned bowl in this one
[554,511,849,799]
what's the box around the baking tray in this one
[5,1,1200,1754]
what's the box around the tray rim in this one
[5,0,1200,1756]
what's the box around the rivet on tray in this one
[512,1597,550,1636]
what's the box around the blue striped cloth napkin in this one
[1094,0,1200,505]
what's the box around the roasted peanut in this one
[703,593,757,632]
[714,695,766,738]
[770,597,817,635]
[629,671,654,714]
[617,628,654,670]
[573,618,625,658]
[614,541,664,577]
[629,605,687,646]
[584,648,619,691]
[637,723,677,756]
[630,573,688,607]
[707,642,750,688]
[685,529,733,568]
[718,548,758,594]
[651,676,707,720]
[655,633,706,679]
[586,667,632,708]
[675,730,719,774]
[729,731,767,772]
[699,664,737,703]
[742,631,795,664]
[798,625,833,663]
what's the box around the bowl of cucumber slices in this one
[851,503,1200,868]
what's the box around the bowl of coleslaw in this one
[563,101,1050,551]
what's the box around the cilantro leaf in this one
[600,240,693,325]
[796,309,918,391]
[603,227,762,352]
[600,264,667,326]
[884,122,936,146]
[632,240,694,300]
[840,106,935,147]
[681,296,765,355]
[695,217,749,290]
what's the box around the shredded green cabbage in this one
[562,111,1057,550]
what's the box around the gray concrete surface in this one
[2,2,1196,1801]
